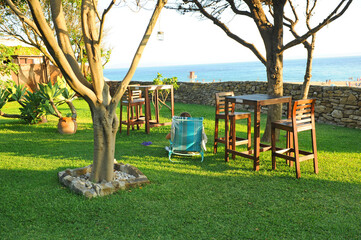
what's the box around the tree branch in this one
[50,0,92,89]
[283,0,300,39]
[4,0,43,37]
[226,0,252,17]
[283,0,298,27]
[98,0,115,44]
[82,0,105,104]
[50,100,63,118]
[0,110,21,119]
[281,0,352,53]
[66,100,77,119]
[27,0,97,103]
[92,0,102,20]
[306,0,318,30]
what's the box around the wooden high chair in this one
[119,85,145,135]
[214,92,251,159]
[271,99,318,178]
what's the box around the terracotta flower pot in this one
[58,117,77,134]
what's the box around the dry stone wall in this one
[107,81,361,129]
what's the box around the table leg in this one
[253,103,261,171]
[286,99,292,166]
[155,89,159,124]
[145,88,150,134]
[170,86,174,117]
[225,99,230,162]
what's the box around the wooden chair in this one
[119,85,145,135]
[271,99,318,179]
[214,92,251,158]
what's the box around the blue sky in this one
[100,1,361,69]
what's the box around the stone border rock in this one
[58,162,150,198]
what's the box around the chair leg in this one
[247,115,251,151]
[289,132,294,167]
[311,128,319,174]
[127,105,131,135]
[135,105,140,130]
[285,130,290,165]
[293,131,301,179]
[131,106,135,131]
[213,118,219,154]
[119,104,123,133]
[271,125,276,170]
[139,105,143,127]
[231,117,236,160]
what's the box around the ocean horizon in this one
[104,55,361,83]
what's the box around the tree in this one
[170,0,352,141]
[3,0,168,182]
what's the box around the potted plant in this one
[38,77,77,134]
[152,73,179,110]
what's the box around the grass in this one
[1,99,361,239]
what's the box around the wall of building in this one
[1,55,62,92]
[10,64,61,92]
[107,81,361,129]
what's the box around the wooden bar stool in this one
[271,99,318,179]
[214,92,251,158]
[119,85,146,135]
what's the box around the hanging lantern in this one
[157,31,164,41]
[157,14,164,41]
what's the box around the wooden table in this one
[225,94,292,170]
[129,85,174,134]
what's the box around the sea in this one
[104,55,361,83]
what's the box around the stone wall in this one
[107,81,361,129]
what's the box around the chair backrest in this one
[130,89,143,101]
[122,84,143,102]
[171,116,204,152]
[292,99,315,127]
[215,92,235,114]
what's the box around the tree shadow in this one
[0,165,360,239]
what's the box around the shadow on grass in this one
[0,165,360,239]
[0,120,94,161]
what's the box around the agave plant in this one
[19,90,47,124]
[0,81,25,119]
[0,78,77,124]
[38,77,77,119]
[6,81,27,102]
[0,86,10,112]
[1,80,45,124]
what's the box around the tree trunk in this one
[0,110,21,118]
[66,100,77,119]
[90,106,119,183]
[301,35,316,99]
[262,52,283,143]
[261,1,285,143]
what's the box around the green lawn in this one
[1,99,361,239]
